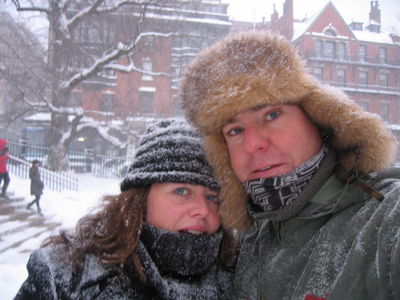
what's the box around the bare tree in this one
[6,0,173,171]
[0,10,47,132]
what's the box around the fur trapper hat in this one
[180,30,397,231]
[121,118,220,192]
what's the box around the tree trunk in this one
[47,112,70,171]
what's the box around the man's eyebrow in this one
[223,105,268,127]
[223,117,237,126]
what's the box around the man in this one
[180,31,400,299]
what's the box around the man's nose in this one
[243,127,270,153]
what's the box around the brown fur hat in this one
[180,30,398,231]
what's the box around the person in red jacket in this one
[0,139,10,198]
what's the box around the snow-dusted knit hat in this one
[120,118,220,192]
[180,30,397,231]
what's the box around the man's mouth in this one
[257,165,274,171]
[254,164,280,172]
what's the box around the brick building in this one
[269,0,400,127]
[73,0,231,124]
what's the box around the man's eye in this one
[265,110,280,121]
[175,187,189,195]
[207,194,220,204]
[226,127,243,137]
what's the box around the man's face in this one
[222,104,322,182]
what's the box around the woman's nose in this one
[189,196,210,218]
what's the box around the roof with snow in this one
[292,1,398,45]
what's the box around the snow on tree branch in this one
[67,0,157,32]
[66,0,104,30]
[47,103,85,116]
[62,31,175,91]
[14,0,50,14]
[75,122,130,149]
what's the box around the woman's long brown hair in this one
[42,187,149,280]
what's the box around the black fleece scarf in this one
[245,144,329,212]
[135,224,230,300]
[140,224,222,277]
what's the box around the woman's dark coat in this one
[14,225,233,299]
[29,165,43,196]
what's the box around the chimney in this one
[369,1,381,24]
[282,0,294,40]
[271,4,278,25]
[367,1,381,32]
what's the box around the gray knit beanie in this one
[120,118,220,192]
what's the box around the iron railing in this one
[5,139,134,178]
[8,155,78,191]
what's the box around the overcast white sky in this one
[225,0,400,34]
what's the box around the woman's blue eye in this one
[175,187,188,195]
[266,110,280,121]
[207,194,220,204]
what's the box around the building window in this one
[337,69,346,84]
[324,29,337,36]
[380,102,390,122]
[398,73,400,88]
[142,59,153,81]
[379,72,388,87]
[314,67,323,80]
[358,101,369,112]
[359,71,368,85]
[105,69,115,78]
[139,91,154,113]
[315,40,322,57]
[359,45,367,62]
[69,91,82,106]
[337,42,346,60]
[324,41,336,59]
[102,93,114,112]
[379,47,387,63]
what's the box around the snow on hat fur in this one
[180,30,397,231]
[121,118,220,192]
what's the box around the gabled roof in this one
[293,1,355,41]
[292,1,397,45]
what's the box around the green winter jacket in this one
[233,165,400,300]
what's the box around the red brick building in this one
[74,0,231,123]
[270,0,400,126]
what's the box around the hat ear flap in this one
[301,86,397,175]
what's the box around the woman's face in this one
[146,183,221,234]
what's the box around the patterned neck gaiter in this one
[244,144,329,212]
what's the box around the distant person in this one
[15,119,233,300]
[0,139,10,198]
[26,160,44,216]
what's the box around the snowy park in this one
[0,173,121,299]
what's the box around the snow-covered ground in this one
[0,173,121,300]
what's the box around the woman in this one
[26,160,44,216]
[15,119,233,299]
